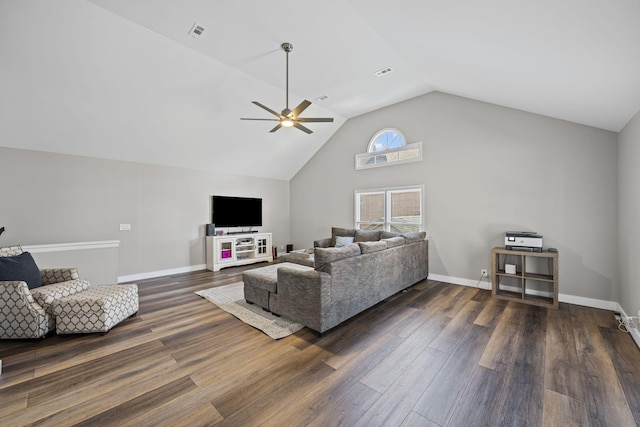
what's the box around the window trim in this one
[355,141,423,170]
[356,127,422,171]
[354,185,424,232]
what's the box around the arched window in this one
[369,128,406,152]
[356,128,422,170]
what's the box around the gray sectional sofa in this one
[245,227,428,334]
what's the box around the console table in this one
[206,233,272,272]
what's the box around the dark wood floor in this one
[1,264,639,427]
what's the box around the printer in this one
[505,231,543,252]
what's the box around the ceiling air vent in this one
[374,67,393,77]
[188,23,206,38]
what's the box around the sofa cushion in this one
[0,252,42,289]
[335,236,355,247]
[331,227,356,247]
[314,243,361,268]
[382,236,406,248]
[403,231,427,243]
[358,240,388,254]
[381,231,402,239]
[355,230,382,242]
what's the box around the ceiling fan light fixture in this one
[281,118,294,127]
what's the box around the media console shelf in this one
[491,247,558,309]
[206,233,272,272]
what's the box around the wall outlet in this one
[480,269,488,278]
[119,224,131,231]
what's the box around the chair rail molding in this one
[22,240,120,253]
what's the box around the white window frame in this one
[354,185,424,232]
[355,128,422,170]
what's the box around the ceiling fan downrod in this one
[281,42,293,114]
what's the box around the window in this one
[355,128,422,170]
[355,186,423,233]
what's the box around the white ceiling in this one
[1,0,638,180]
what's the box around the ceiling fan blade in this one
[269,123,283,133]
[296,117,334,123]
[293,123,313,134]
[240,118,280,121]
[252,101,282,118]
[290,100,312,117]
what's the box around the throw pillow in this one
[331,227,356,247]
[0,251,42,289]
[335,235,355,247]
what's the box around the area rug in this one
[195,282,304,339]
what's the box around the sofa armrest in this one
[0,280,51,338]
[313,238,332,248]
[40,268,80,285]
[274,267,329,332]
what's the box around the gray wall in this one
[290,92,619,302]
[618,110,640,316]
[0,147,290,278]
[26,244,119,286]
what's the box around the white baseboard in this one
[428,273,640,350]
[616,305,640,349]
[559,294,619,311]
[428,273,492,290]
[428,272,619,310]
[118,264,206,283]
[630,327,640,349]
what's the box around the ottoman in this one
[243,262,312,312]
[53,284,139,334]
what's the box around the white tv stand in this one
[205,233,273,272]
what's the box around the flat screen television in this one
[212,196,262,227]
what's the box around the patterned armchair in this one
[0,245,90,339]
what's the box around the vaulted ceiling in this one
[1,1,638,180]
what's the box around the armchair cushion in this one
[31,279,91,314]
[0,252,42,289]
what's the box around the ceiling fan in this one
[241,42,333,134]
